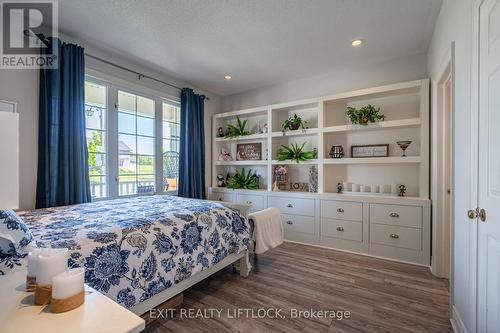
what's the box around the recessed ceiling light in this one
[351,39,364,47]
[224,75,232,80]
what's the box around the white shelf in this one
[270,159,319,165]
[215,133,268,142]
[215,160,268,166]
[324,156,421,164]
[323,118,421,133]
[213,79,430,199]
[271,128,319,137]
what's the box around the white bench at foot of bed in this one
[130,201,252,316]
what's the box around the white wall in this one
[427,0,475,331]
[0,69,38,211]
[222,53,427,111]
[0,34,220,210]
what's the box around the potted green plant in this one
[227,168,260,189]
[282,113,307,134]
[346,104,385,125]
[224,116,251,138]
[277,142,315,163]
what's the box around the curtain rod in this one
[85,53,210,100]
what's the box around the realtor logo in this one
[1,0,58,69]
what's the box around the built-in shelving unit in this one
[212,79,429,199]
[210,79,431,266]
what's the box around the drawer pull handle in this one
[246,201,252,204]
[287,204,293,208]
[218,198,223,201]
[286,221,293,225]
[389,213,400,218]
[336,226,344,232]
[389,233,399,239]
[337,208,344,213]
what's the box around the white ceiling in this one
[58,0,442,96]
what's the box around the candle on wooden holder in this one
[35,248,68,305]
[26,248,42,291]
[51,268,85,313]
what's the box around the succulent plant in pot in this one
[224,116,251,138]
[277,142,315,163]
[282,113,307,134]
[227,168,260,189]
[346,104,386,125]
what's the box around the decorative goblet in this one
[396,141,412,157]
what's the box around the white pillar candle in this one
[361,185,371,192]
[371,185,379,193]
[52,268,84,300]
[352,184,360,192]
[36,248,68,286]
[27,249,43,278]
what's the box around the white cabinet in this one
[321,219,363,242]
[321,200,362,222]
[208,191,234,202]
[370,224,422,251]
[209,187,430,266]
[370,203,422,228]
[268,196,315,217]
[235,193,265,213]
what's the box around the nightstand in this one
[0,266,145,333]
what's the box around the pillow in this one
[0,210,33,255]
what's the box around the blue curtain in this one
[36,39,90,208]
[178,88,206,199]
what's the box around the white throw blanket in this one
[249,208,284,254]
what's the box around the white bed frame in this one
[130,201,252,316]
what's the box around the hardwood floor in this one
[143,242,452,333]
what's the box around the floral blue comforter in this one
[17,195,250,308]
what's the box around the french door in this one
[85,76,181,200]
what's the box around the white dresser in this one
[210,188,431,266]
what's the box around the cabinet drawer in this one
[268,196,315,217]
[209,192,234,202]
[321,200,362,222]
[370,204,422,228]
[282,214,314,235]
[321,218,362,242]
[235,193,265,213]
[370,224,421,250]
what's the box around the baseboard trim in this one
[283,240,431,268]
[450,305,467,333]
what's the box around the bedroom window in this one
[162,102,180,192]
[85,82,108,199]
[118,90,156,196]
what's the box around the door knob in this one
[336,226,344,232]
[468,209,478,219]
[479,208,486,222]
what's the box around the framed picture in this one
[351,144,389,158]
[236,143,262,160]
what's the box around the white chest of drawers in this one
[208,187,431,266]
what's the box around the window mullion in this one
[155,98,163,194]
[107,86,119,199]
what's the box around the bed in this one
[14,195,252,315]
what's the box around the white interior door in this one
[478,0,500,331]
